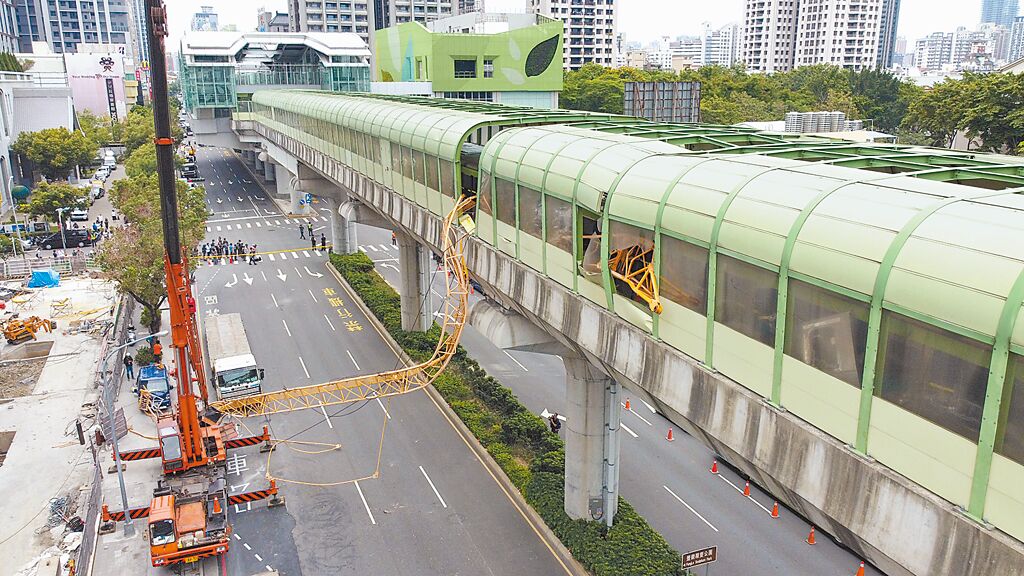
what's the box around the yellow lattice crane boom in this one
[210,197,475,418]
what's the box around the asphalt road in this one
[357,225,886,576]
[191,147,573,576]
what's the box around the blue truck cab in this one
[133,364,172,411]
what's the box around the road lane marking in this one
[319,403,333,428]
[255,221,262,228]
[419,466,448,508]
[376,397,391,419]
[503,350,529,371]
[265,567,272,573]
[254,553,263,562]
[282,319,291,336]
[273,220,281,225]
[299,356,310,378]
[663,485,719,532]
[716,474,773,514]
[366,244,378,252]
[309,289,318,303]
[347,350,360,370]
[243,543,251,550]
[261,271,267,282]
[622,404,653,426]
[291,252,299,259]
[378,244,391,252]
[302,250,311,257]
[233,534,240,540]
[324,314,335,331]
[268,253,275,261]
[354,480,376,525]
[216,226,222,231]
[641,399,657,414]
[358,246,366,253]
[621,423,639,438]
[246,223,252,228]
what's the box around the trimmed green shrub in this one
[331,252,683,576]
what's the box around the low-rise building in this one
[375,12,563,109]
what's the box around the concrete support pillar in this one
[263,160,275,182]
[396,232,433,332]
[562,356,620,526]
[325,196,356,254]
[288,176,310,216]
[274,172,291,200]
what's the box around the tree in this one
[124,142,183,179]
[959,72,1024,154]
[12,127,98,180]
[24,182,87,220]
[900,78,968,148]
[0,52,23,72]
[122,105,183,156]
[77,110,114,148]
[97,174,207,331]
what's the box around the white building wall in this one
[794,0,880,71]
[742,0,800,72]
[529,0,617,70]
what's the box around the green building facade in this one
[375,13,563,109]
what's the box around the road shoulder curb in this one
[324,260,588,576]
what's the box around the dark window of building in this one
[659,234,708,315]
[784,280,868,386]
[454,59,476,78]
[715,255,778,346]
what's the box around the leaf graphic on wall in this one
[525,36,559,77]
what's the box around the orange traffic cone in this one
[625,398,631,411]
[806,526,816,545]
[710,459,719,474]
[213,496,221,514]
[743,480,751,497]
[771,501,780,519]
[855,561,865,576]
[666,427,674,442]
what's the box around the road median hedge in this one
[331,253,682,576]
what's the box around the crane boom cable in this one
[209,196,475,417]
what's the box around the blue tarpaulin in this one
[28,269,59,288]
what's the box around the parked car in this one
[94,167,110,180]
[69,208,89,222]
[36,229,94,250]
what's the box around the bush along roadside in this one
[331,253,683,576]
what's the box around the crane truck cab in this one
[133,364,173,411]
[148,489,229,567]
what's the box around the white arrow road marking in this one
[276,269,287,282]
[380,263,399,272]
[225,274,238,288]
[242,273,253,285]
[304,266,324,278]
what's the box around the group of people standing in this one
[299,222,328,252]
[199,237,260,265]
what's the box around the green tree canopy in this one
[122,105,184,156]
[77,110,114,148]
[24,182,87,220]
[98,174,207,330]
[12,127,98,180]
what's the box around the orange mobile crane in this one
[101,0,280,568]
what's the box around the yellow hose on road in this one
[210,196,474,418]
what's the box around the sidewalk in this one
[0,277,118,576]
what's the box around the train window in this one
[996,353,1024,465]
[440,159,455,197]
[401,146,413,180]
[608,221,656,308]
[390,142,400,168]
[545,195,573,252]
[874,312,989,442]
[478,171,492,215]
[413,150,424,184]
[715,255,778,346]
[425,155,439,190]
[518,185,543,238]
[784,280,868,387]
[495,178,516,225]
[659,235,708,315]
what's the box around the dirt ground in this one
[0,358,45,399]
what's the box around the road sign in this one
[304,193,312,204]
[99,408,127,441]
[681,546,717,569]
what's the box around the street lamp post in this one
[6,176,25,261]
[54,207,68,250]
[102,329,168,537]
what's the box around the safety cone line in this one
[743,480,750,497]
[624,398,631,411]
[806,526,816,545]
[771,501,780,519]
[710,459,719,474]
[666,427,674,441]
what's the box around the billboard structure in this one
[64,52,128,120]
[624,81,702,123]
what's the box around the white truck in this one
[204,313,264,399]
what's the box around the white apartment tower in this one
[794,0,879,71]
[703,23,740,67]
[742,0,800,72]
[528,0,618,70]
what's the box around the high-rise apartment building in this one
[16,0,132,54]
[876,0,900,68]
[258,9,290,32]
[130,0,149,63]
[981,0,1020,29]
[0,1,17,53]
[913,32,953,72]
[454,0,481,13]
[528,0,618,71]
[703,23,740,67]
[793,0,879,71]
[290,1,452,50]
[741,0,800,72]
[1010,16,1024,61]
[191,6,219,32]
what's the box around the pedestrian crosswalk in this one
[205,215,330,234]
